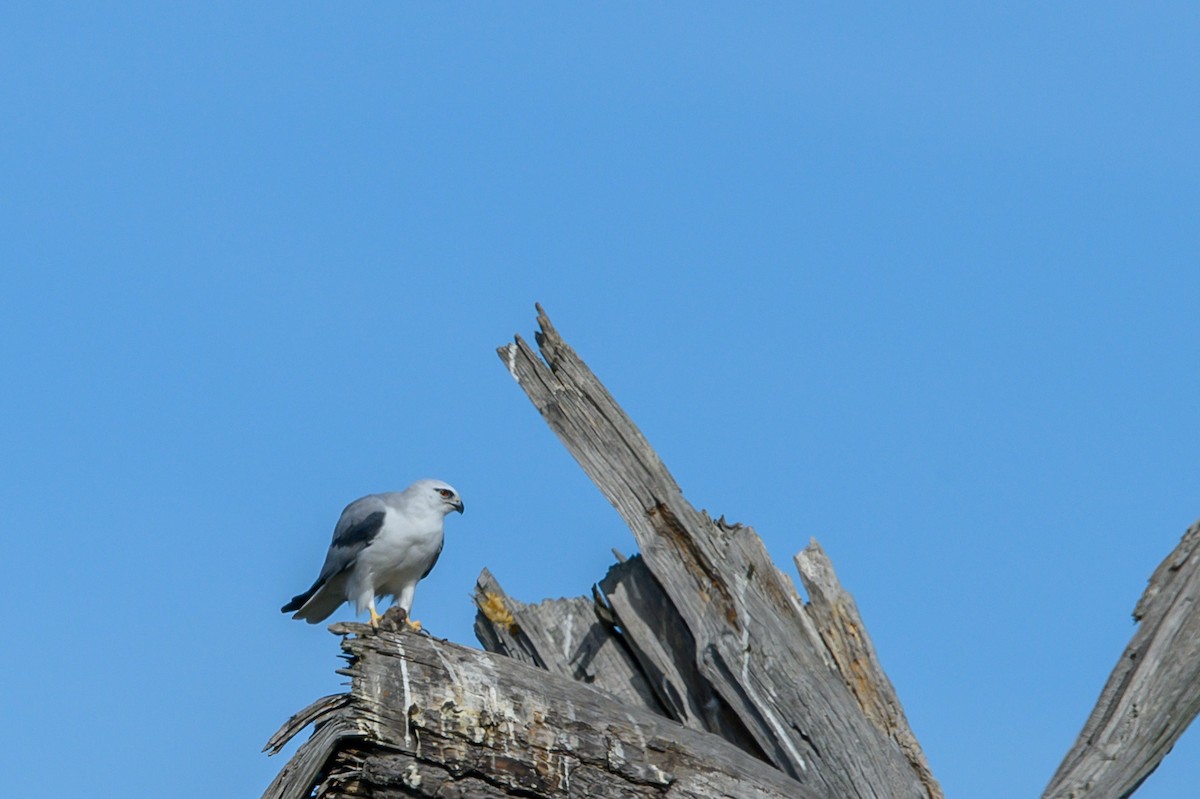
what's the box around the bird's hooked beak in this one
[453,498,465,514]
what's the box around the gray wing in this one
[281,495,389,617]
[317,495,389,580]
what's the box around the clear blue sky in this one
[2,5,1197,798]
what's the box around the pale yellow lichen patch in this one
[479,591,520,633]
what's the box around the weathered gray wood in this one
[796,539,943,799]
[475,557,771,761]
[472,567,550,669]
[497,306,940,798]
[597,555,769,759]
[262,305,1200,799]
[596,557,702,726]
[1042,519,1200,799]
[476,556,773,763]
[261,694,357,799]
[267,623,822,799]
[472,567,666,714]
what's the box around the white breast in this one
[358,508,444,598]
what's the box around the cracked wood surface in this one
[1042,518,1200,799]
[795,539,943,799]
[472,566,666,714]
[265,305,1199,799]
[495,306,940,799]
[264,624,819,799]
[474,556,771,761]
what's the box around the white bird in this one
[282,479,464,628]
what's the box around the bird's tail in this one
[282,575,347,623]
[281,579,321,614]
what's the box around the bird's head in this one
[412,478,465,516]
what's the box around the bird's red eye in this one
[437,489,453,498]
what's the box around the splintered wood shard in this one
[263,306,939,799]
[472,566,667,714]
[268,625,820,799]
[1043,519,1200,799]
[264,305,1198,799]
[796,539,942,799]
[492,304,940,798]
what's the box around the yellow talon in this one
[407,619,423,632]
[369,605,382,626]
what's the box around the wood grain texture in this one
[264,305,1199,799]
[1042,519,1200,799]
[596,555,770,759]
[265,306,939,798]
[472,567,666,714]
[266,624,821,799]
[261,694,357,799]
[796,539,943,799]
[495,305,939,798]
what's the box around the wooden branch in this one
[595,557,718,729]
[596,555,766,755]
[497,305,940,799]
[261,694,357,799]
[474,556,771,759]
[263,305,943,798]
[796,540,942,799]
[264,624,820,799]
[1042,519,1200,799]
[472,566,667,714]
[263,305,1199,799]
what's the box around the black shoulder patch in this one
[421,538,445,580]
[334,510,387,549]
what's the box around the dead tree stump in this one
[263,306,1199,799]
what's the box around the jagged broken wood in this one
[472,566,669,715]
[263,306,940,798]
[489,306,940,799]
[263,306,1198,799]
[475,556,769,759]
[263,623,823,799]
[1042,519,1200,799]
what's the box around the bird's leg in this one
[406,618,423,632]
[368,601,382,627]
